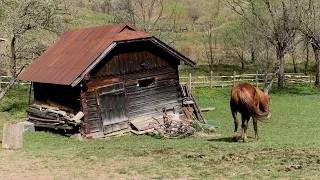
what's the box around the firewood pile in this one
[150,109,196,139]
[27,102,83,131]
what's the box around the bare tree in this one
[201,20,217,72]
[298,0,320,87]
[111,0,182,45]
[0,0,73,100]
[187,7,200,31]
[225,0,300,88]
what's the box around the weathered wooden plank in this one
[128,94,181,109]
[127,86,179,101]
[128,101,181,118]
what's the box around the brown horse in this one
[230,83,271,142]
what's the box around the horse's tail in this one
[237,89,269,120]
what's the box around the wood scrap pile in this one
[149,109,196,139]
[180,84,216,132]
[27,102,83,131]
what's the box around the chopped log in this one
[70,111,84,124]
[2,123,24,149]
[200,107,216,112]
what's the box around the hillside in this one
[0,0,315,76]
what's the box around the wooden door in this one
[97,83,129,134]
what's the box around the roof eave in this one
[150,37,196,67]
[71,37,196,87]
[71,42,117,87]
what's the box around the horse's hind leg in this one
[253,118,259,140]
[231,110,239,142]
[241,114,250,143]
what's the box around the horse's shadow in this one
[207,137,234,142]
[207,136,257,143]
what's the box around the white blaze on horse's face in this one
[266,112,272,119]
[266,95,271,119]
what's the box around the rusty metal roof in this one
[17,23,195,86]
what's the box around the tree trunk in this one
[0,79,15,100]
[276,48,285,87]
[251,47,255,64]
[291,53,297,73]
[305,44,309,75]
[0,36,17,101]
[311,44,320,87]
[10,36,17,79]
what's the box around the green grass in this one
[0,84,31,121]
[0,84,320,179]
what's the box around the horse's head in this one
[265,95,272,119]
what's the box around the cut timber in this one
[131,128,154,135]
[47,100,74,113]
[71,111,84,124]
[130,116,163,131]
[200,107,216,112]
[2,123,24,149]
[104,128,131,137]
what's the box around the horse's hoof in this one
[232,137,238,142]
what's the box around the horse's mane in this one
[236,86,270,120]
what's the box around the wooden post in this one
[210,71,213,88]
[256,71,259,87]
[233,71,236,87]
[2,123,24,149]
[310,74,312,87]
[0,76,1,91]
[189,73,192,90]
[28,82,33,106]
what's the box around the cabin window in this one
[138,78,155,87]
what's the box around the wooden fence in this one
[179,72,315,88]
[0,76,30,91]
[0,72,315,91]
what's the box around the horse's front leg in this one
[253,118,259,140]
[241,114,250,142]
[232,110,239,142]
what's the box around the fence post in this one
[189,73,192,90]
[210,71,213,88]
[256,71,259,88]
[233,71,236,87]
[0,76,1,91]
[310,74,312,87]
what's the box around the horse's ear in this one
[267,95,271,102]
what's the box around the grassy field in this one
[0,85,320,179]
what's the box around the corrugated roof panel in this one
[17,23,193,85]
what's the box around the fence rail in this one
[179,72,315,88]
[0,72,315,91]
[0,76,30,91]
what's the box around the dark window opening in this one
[138,78,155,87]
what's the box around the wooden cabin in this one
[17,23,196,138]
